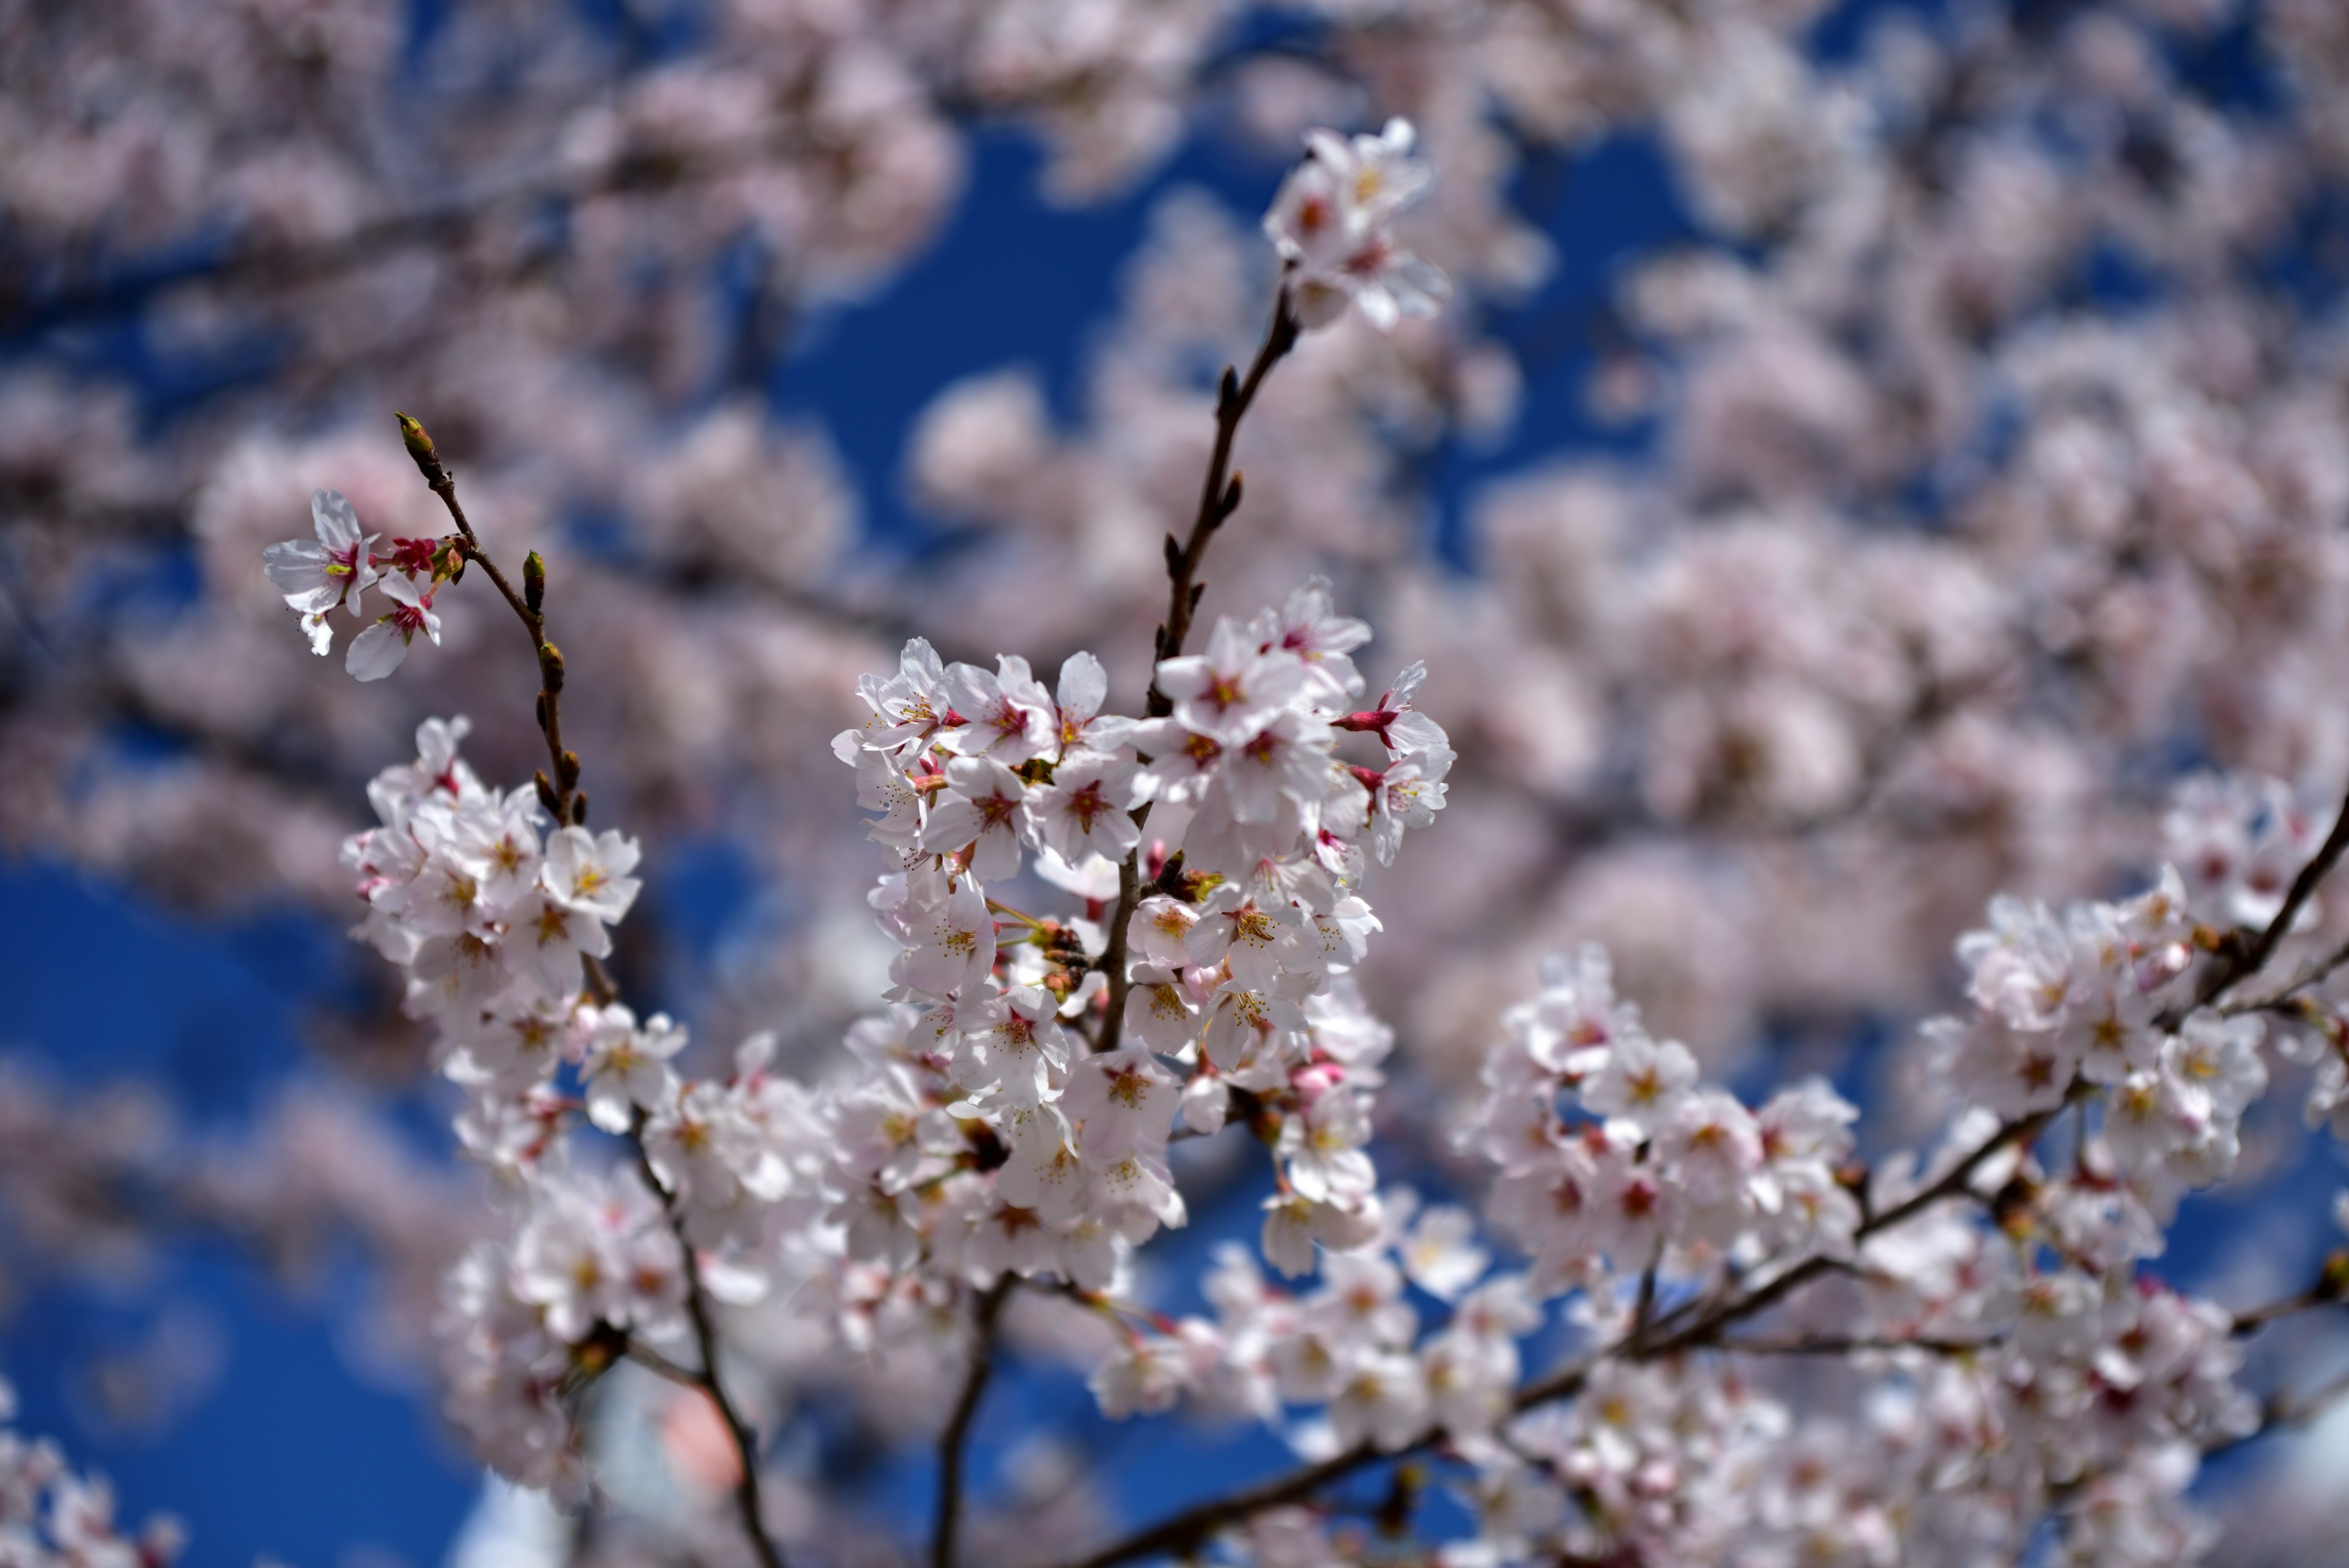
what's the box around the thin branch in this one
[1093,279,1299,1057]
[1712,1332,2002,1357]
[1048,1099,2062,1568]
[397,411,616,1005]
[2221,935,2349,1019]
[931,1278,1015,1568]
[625,1340,707,1391]
[2206,1364,2349,1461]
[404,412,780,1568]
[2230,1281,2345,1339]
[2170,780,2349,1022]
[634,1140,790,1568]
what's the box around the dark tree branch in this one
[1093,277,1299,1057]
[2169,779,2349,1024]
[931,1278,1015,1568]
[1048,1098,2064,1568]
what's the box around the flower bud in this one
[524,551,546,615]
[395,411,443,480]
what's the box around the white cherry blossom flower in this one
[263,488,380,653]
[346,570,441,681]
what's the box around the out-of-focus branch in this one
[1711,1332,2002,1357]
[930,1277,1014,1568]
[2171,779,2349,1024]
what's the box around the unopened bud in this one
[570,791,589,825]
[524,551,546,615]
[534,771,560,815]
[1218,471,1243,520]
[395,411,442,477]
[557,750,581,790]
[2323,1249,2349,1300]
[539,642,565,693]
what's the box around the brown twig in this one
[396,411,616,1006]
[2221,934,2349,1019]
[2229,1277,2347,1339]
[398,417,778,1562]
[2168,781,2349,1024]
[931,1278,1015,1568]
[1048,1099,2062,1568]
[1092,278,1299,1057]
[633,1139,790,1568]
[1711,1332,2002,1357]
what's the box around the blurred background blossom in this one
[7,0,2349,1563]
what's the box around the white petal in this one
[346,620,410,682]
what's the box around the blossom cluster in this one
[262,488,455,678]
[0,1377,182,1568]
[1471,945,1863,1297]
[1080,762,2339,1566]
[823,576,1451,1299]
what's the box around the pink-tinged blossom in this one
[541,827,642,924]
[921,756,1031,879]
[1251,576,1370,705]
[1337,663,1450,761]
[1220,708,1335,825]
[1154,616,1308,746]
[1127,894,1198,968]
[835,637,951,759]
[346,570,440,681]
[895,879,996,999]
[1063,1048,1181,1158]
[1026,752,1143,864]
[942,655,1055,764]
[1123,961,1203,1054]
[1576,1030,1699,1133]
[961,985,1071,1109]
[263,488,379,653]
[579,1006,685,1132]
[1364,749,1452,866]
[1186,884,1304,989]
[1051,650,1132,759]
[1278,1088,1375,1203]
[1265,119,1450,332]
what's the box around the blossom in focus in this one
[346,571,441,681]
[262,488,379,655]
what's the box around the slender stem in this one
[398,414,616,1005]
[2221,934,2349,1018]
[2168,779,2349,1024]
[634,1140,790,1568]
[2230,1282,2343,1338]
[1146,274,1301,720]
[1712,1333,2002,1357]
[626,1340,707,1390]
[1048,1099,2064,1568]
[1093,278,1299,1057]
[403,420,770,1556]
[931,1279,1015,1568]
